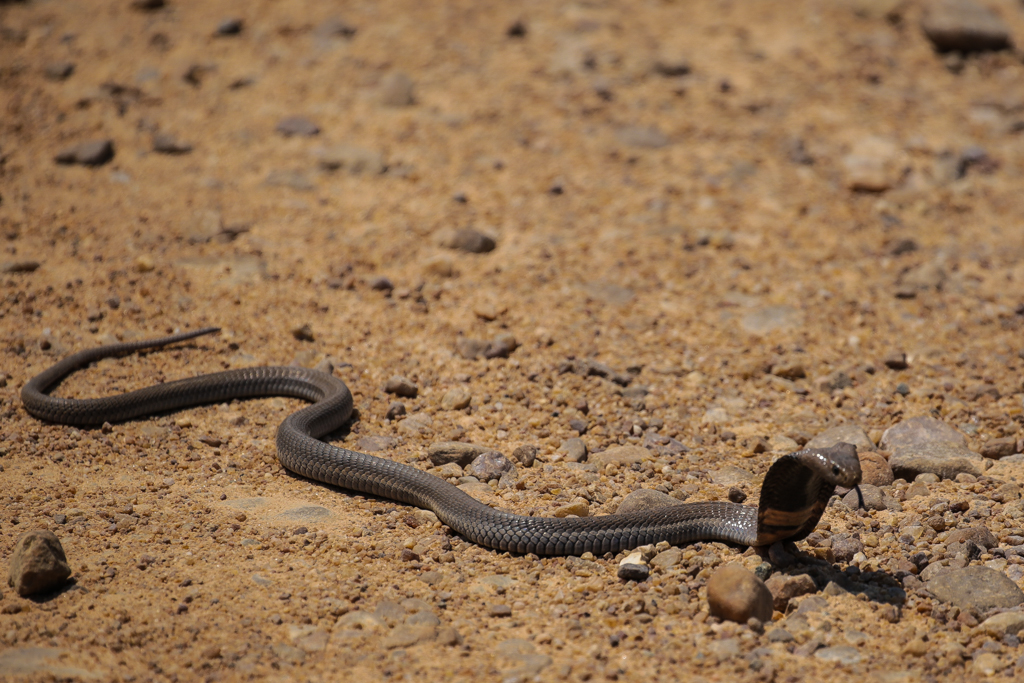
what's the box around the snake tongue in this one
[852,485,865,510]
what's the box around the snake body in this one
[22,328,862,556]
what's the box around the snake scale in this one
[22,327,862,556]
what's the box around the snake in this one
[21,327,863,556]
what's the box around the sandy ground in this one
[3,0,1024,680]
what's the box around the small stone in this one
[830,534,865,563]
[771,361,806,380]
[727,487,747,504]
[921,0,1011,53]
[265,169,314,191]
[489,604,513,618]
[979,612,1024,638]
[981,437,1018,459]
[131,0,164,10]
[896,261,947,295]
[652,50,690,76]
[814,646,861,665]
[275,116,320,137]
[379,72,415,107]
[710,466,756,487]
[883,351,908,370]
[767,628,795,643]
[152,133,193,154]
[973,652,1005,676]
[8,530,72,597]
[642,431,688,456]
[651,547,683,570]
[816,371,854,393]
[454,338,489,360]
[467,451,515,482]
[385,402,406,420]
[556,437,587,463]
[44,61,75,80]
[215,18,243,36]
[928,566,1024,612]
[291,324,314,342]
[740,436,768,455]
[591,445,652,467]
[553,498,590,518]
[842,484,899,512]
[384,376,418,398]
[422,254,456,278]
[706,565,773,624]
[484,333,517,359]
[315,145,385,174]
[1,261,41,273]
[806,424,876,452]
[54,139,115,166]
[444,228,497,254]
[858,451,894,487]
[765,573,817,612]
[842,136,900,192]
[440,386,472,411]
[615,489,685,514]
[741,305,804,335]
[615,125,670,148]
[945,526,997,549]
[617,554,651,582]
[511,445,538,467]
[427,442,490,468]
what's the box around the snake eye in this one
[831,465,841,477]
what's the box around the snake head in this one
[805,442,862,488]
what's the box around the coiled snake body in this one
[22,328,862,556]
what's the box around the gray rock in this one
[765,572,817,612]
[276,505,331,522]
[8,530,72,596]
[615,489,684,514]
[945,526,998,549]
[895,261,947,295]
[858,451,895,487]
[315,144,384,174]
[557,437,587,463]
[54,139,114,166]
[921,0,1011,53]
[1,261,41,273]
[427,442,489,468]
[707,565,773,624]
[889,442,982,480]
[830,534,865,563]
[842,484,900,512]
[467,451,515,482]
[740,305,804,335]
[617,562,650,581]
[483,333,517,359]
[807,424,875,452]
[511,445,538,467]
[814,646,861,665]
[928,566,1024,611]
[591,445,652,467]
[444,228,496,253]
[354,435,398,452]
[643,431,689,456]
[384,375,418,398]
[215,18,243,36]
[615,125,670,148]
[152,133,193,154]
[265,169,314,191]
[379,72,415,107]
[651,547,683,570]
[981,437,1018,459]
[766,628,795,643]
[710,466,756,486]
[44,62,75,80]
[275,116,320,137]
[816,371,853,393]
[440,386,472,411]
[881,416,967,450]
[385,402,406,420]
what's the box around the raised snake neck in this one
[21,328,863,556]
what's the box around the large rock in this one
[8,530,72,596]
[927,567,1024,612]
[881,417,982,480]
[806,424,876,452]
[615,489,684,515]
[427,442,490,468]
[707,565,773,624]
[921,0,1011,53]
[467,452,515,483]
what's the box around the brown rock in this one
[8,530,72,596]
[615,489,684,515]
[590,445,652,467]
[706,565,773,624]
[944,526,997,549]
[765,573,817,612]
[427,442,490,468]
[981,437,1017,459]
[858,451,894,487]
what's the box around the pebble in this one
[945,526,998,549]
[591,445,652,467]
[379,72,415,107]
[981,437,1018,459]
[651,547,683,570]
[978,612,1024,638]
[842,136,900,192]
[43,61,74,80]
[152,133,193,154]
[615,489,684,514]
[816,370,853,393]
[830,534,866,563]
[559,358,633,386]
[369,276,394,292]
[484,333,517,359]
[972,652,1005,676]
[806,424,876,452]
[710,466,756,487]
[895,261,946,297]
[556,437,587,463]
[511,445,538,467]
[740,305,803,335]
[466,451,514,482]
[215,18,243,36]
[921,0,1011,53]
[615,125,670,148]
[8,530,72,597]
[291,324,314,342]
[315,144,385,174]
[384,376,418,398]
[489,604,513,617]
[858,451,894,487]
[1,260,41,273]
[706,565,773,624]
[443,228,497,254]
[131,0,165,10]
[814,646,861,665]
[428,442,489,468]
[265,169,314,191]
[928,566,1024,612]
[275,116,320,137]
[553,498,590,518]
[54,139,115,166]
[396,412,432,437]
[440,386,472,411]
[766,628,795,643]
[765,572,817,611]
[842,484,899,512]
[617,552,651,582]
[385,402,406,420]
[881,416,982,479]
[642,431,688,456]
[883,351,908,370]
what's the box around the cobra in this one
[22,328,862,556]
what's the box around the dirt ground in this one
[3,0,1024,680]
